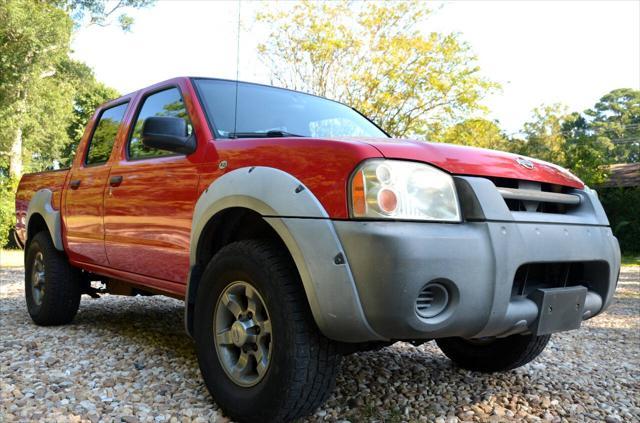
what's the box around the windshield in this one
[193,79,388,139]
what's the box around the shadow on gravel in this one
[72,298,196,361]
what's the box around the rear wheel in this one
[25,231,81,325]
[436,333,551,372]
[194,240,341,423]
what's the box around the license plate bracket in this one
[529,286,587,336]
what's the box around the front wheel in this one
[194,240,341,423]
[436,333,551,373]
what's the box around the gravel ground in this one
[1,266,638,423]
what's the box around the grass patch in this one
[1,249,23,268]
[621,255,640,267]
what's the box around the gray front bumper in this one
[333,219,620,340]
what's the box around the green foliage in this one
[621,255,640,267]
[586,88,640,163]
[514,104,613,186]
[514,91,638,185]
[432,118,510,151]
[54,0,155,31]
[256,0,498,138]
[0,0,72,176]
[59,60,119,166]
[0,1,127,177]
[0,1,71,105]
[0,0,151,246]
[599,187,640,254]
[561,113,613,186]
[519,104,570,164]
[0,177,18,249]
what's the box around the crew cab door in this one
[103,87,200,284]
[64,102,130,265]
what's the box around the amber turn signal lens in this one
[351,171,366,216]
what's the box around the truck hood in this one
[355,137,584,189]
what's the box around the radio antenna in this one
[232,0,241,138]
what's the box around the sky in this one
[71,0,640,135]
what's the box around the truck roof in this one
[99,76,347,111]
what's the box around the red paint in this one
[103,156,200,283]
[15,168,69,242]
[102,79,211,284]
[62,93,136,266]
[360,138,584,189]
[64,164,112,265]
[14,76,586,299]
[208,137,380,218]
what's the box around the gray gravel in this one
[1,266,638,422]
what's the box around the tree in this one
[516,104,613,186]
[1,0,154,178]
[256,0,497,138]
[586,88,640,163]
[519,104,569,165]
[54,0,155,31]
[59,60,120,167]
[0,0,154,176]
[0,0,153,247]
[433,118,510,151]
[561,113,612,186]
[0,0,72,178]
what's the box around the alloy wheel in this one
[214,281,272,387]
[31,252,46,306]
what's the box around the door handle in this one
[69,179,81,190]
[109,175,123,187]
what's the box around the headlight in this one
[350,159,461,222]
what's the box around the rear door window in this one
[85,102,129,165]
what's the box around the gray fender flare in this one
[26,189,64,251]
[187,166,383,342]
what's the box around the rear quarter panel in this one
[15,169,70,245]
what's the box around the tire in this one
[25,231,81,325]
[194,240,341,423]
[436,333,551,373]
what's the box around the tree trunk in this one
[9,126,23,179]
[9,88,28,180]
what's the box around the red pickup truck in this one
[15,77,620,422]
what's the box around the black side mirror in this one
[141,116,196,155]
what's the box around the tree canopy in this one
[0,0,153,246]
[0,0,152,178]
[586,88,640,163]
[507,90,639,186]
[257,0,498,138]
[432,118,509,151]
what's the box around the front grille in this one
[488,177,580,214]
[511,261,610,299]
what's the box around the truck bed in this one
[15,168,70,246]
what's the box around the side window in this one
[128,88,193,160]
[85,103,129,166]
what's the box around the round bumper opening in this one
[415,282,449,319]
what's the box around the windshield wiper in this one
[228,130,306,138]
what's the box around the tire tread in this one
[436,333,551,373]
[25,231,81,326]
